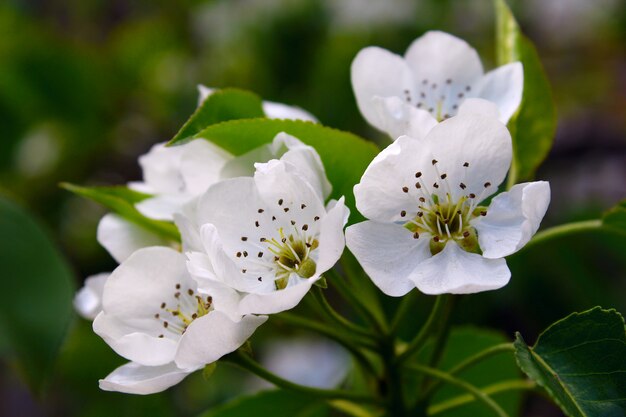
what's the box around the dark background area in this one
[0,0,625,416]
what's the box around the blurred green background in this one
[1,0,625,416]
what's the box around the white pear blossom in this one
[345,113,550,296]
[181,143,349,316]
[94,247,266,394]
[351,31,523,139]
[198,85,318,122]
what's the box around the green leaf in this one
[495,0,557,183]
[170,118,380,222]
[416,326,523,417]
[197,389,328,417]
[514,307,626,417]
[60,183,180,241]
[602,200,626,234]
[0,195,75,393]
[172,88,265,144]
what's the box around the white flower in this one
[345,113,550,296]
[181,143,349,315]
[74,273,108,320]
[351,31,523,139]
[198,85,318,122]
[94,247,266,394]
[129,139,232,221]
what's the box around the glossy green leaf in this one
[170,118,380,222]
[60,183,180,241]
[197,389,328,417]
[495,0,557,183]
[172,88,265,144]
[602,200,626,234]
[415,326,523,417]
[0,195,75,392]
[514,307,626,417]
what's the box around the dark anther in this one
[236,252,242,257]
[154,313,160,319]
[255,221,260,227]
[187,289,193,296]
[258,277,263,281]
[278,199,283,205]
[433,183,439,188]
[446,78,452,84]
[258,209,264,213]
[241,236,248,241]
[272,216,276,221]
[301,204,306,209]
[314,216,320,221]
[433,236,440,242]
[440,173,447,179]
[417,212,424,217]
[460,183,466,189]
[458,93,464,98]
[160,302,166,309]
[291,220,296,225]
[463,162,469,167]
[400,210,406,217]
[415,182,421,189]
[284,208,289,212]
[242,269,247,273]
[469,193,476,199]
[415,171,422,178]
[243,251,248,257]
[413,232,419,239]
[419,197,426,202]
[402,186,409,193]
[163,322,169,328]
[260,237,266,242]
[463,231,470,238]
[258,252,263,258]
[432,159,438,165]
[480,211,487,216]
[302,224,309,231]
[174,292,180,298]
[484,182,491,188]
[175,284,181,289]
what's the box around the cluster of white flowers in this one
[75,31,550,395]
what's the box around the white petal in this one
[93,312,179,366]
[351,46,415,133]
[97,214,170,263]
[238,279,317,315]
[135,194,189,221]
[74,273,109,320]
[179,139,232,196]
[102,247,193,321]
[409,242,510,294]
[262,101,318,122]
[473,181,550,258]
[345,221,429,297]
[457,98,500,120]
[274,133,332,200]
[371,96,437,140]
[404,31,483,88]
[136,143,186,195]
[475,62,523,124]
[354,136,431,223]
[316,197,349,273]
[175,312,267,370]
[174,213,203,253]
[424,113,512,202]
[197,85,214,105]
[99,361,190,395]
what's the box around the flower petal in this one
[351,46,415,132]
[74,273,108,320]
[93,312,179,366]
[262,101,318,122]
[457,98,500,120]
[97,214,170,263]
[135,194,189,221]
[175,312,267,370]
[316,197,349,273]
[424,113,512,202]
[238,279,317,315]
[409,242,510,294]
[136,143,186,195]
[472,181,550,258]
[102,247,194,321]
[475,62,523,124]
[345,221,430,297]
[179,139,232,196]
[371,96,438,140]
[99,361,190,395]
[404,31,483,88]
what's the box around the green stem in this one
[312,286,375,339]
[389,290,417,335]
[408,364,511,417]
[381,339,407,417]
[421,343,515,399]
[427,379,535,415]
[328,267,387,335]
[226,350,381,405]
[522,219,602,251]
[395,295,447,365]
[275,313,379,375]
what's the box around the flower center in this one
[154,284,213,338]
[398,160,493,255]
[403,78,473,121]
[265,228,319,289]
